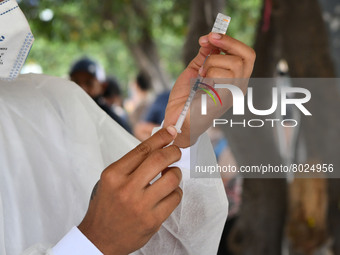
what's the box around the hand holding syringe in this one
[174,13,231,133]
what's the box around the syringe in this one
[174,13,231,133]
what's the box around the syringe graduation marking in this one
[174,13,231,133]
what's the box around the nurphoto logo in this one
[200,83,312,128]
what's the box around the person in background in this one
[124,71,153,133]
[134,90,170,141]
[69,57,132,133]
[102,76,130,125]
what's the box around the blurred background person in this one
[124,71,154,135]
[134,90,170,141]
[69,57,132,133]
[102,76,130,125]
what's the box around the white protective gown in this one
[0,74,228,255]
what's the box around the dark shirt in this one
[144,91,170,125]
[94,97,132,134]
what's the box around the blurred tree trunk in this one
[100,0,169,92]
[183,0,225,66]
[125,28,170,93]
[278,0,340,254]
[224,1,287,254]
[223,0,339,254]
[317,0,340,77]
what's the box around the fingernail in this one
[211,33,222,40]
[166,125,177,137]
[198,66,203,75]
[200,36,209,44]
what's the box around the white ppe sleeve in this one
[19,227,102,255]
[20,135,226,255]
[130,128,228,255]
[46,140,203,255]
[51,227,103,255]
[1,74,227,254]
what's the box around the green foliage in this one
[20,0,261,90]
[226,0,262,46]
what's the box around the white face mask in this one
[0,0,34,80]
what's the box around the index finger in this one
[113,126,178,175]
[204,33,255,60]
[190,33,255,72]
[200,33,256,76]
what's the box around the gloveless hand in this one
[79,126,182,255]
[164,33,256,148]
